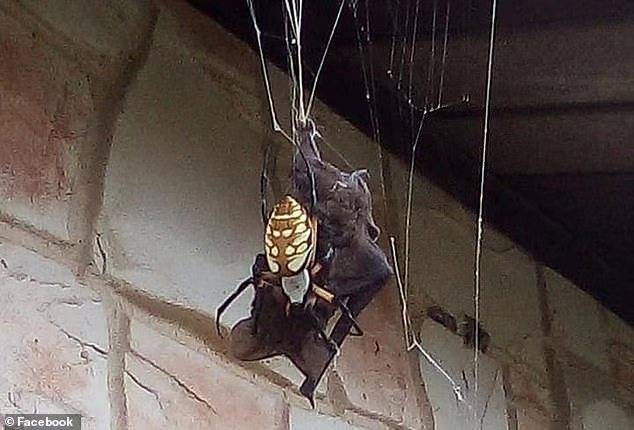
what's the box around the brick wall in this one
[0,1,632,429]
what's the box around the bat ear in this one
[350,169,370,184]
[350,169,381,241]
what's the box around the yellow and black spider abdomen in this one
[265,195,316,277]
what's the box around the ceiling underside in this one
[190,0,634,324]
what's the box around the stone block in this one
[516,408,552,430]
[18,0,153,59]
[480,249,544,370]
[0,10,92,240]
[100,4,270,324]
[126,318,287,429]
[290,406,364,430]
[0,243,109,429]
[333,288,432,429]
[505,365,551,420]
[544,268,609,371]
[390,158,544,372]
[559,345,634,430]
[402,203,477,318]
[419,320,509,430]
[607,341,634,394]
[580,400,633,430]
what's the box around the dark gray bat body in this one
[290,121,393,399]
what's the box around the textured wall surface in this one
[0,1,632,429]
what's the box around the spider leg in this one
[313,286,363,336]
[334,297,364,337]
[260,143,272,225]
[251,282,273,335]
[216,277,255,337]
[295,145,318,211]
[292,120,323,212]
[330,280,383,345]
[305,306,337,353]
[299,280,383,403]
[251,287,262,335]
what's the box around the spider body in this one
[216,195,361,350]
[265,195,318,304]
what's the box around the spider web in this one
[378,0,500,420]
[245,0,499,421]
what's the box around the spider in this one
[215,118,393,405]
[215,194,363,349]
